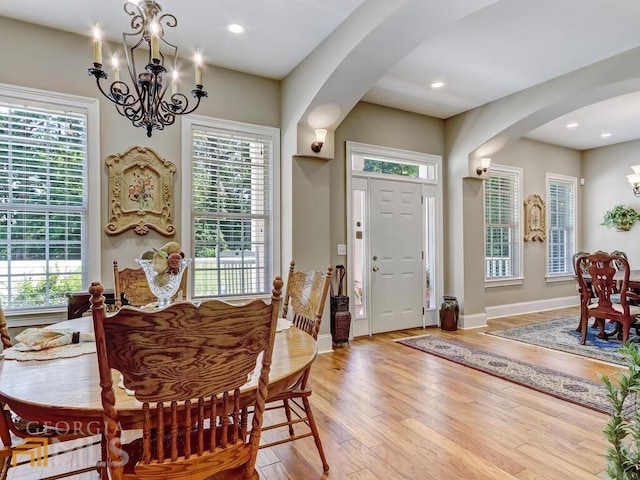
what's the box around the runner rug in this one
[396,335,629,415]
[485,316,637,366]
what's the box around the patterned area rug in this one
[396,335,629,415]
[486,316,637,366]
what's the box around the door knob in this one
[372,255,378,261]
[372,266,379,272]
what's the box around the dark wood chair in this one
[573,251,603,332]
[90,276,282,480]
[113,259,187,308]
[259,261,332,473]
[576,251,640,345]
[610,250,629,273]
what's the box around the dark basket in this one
[330,295,350,312]
[330,296,351,344]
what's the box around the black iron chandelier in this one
[87,0,207,137]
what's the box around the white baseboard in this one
[320,296,579,338]
[317,333,335,354]
[484,295,579,320]
[352,317,368,337]
[459,312,488,330]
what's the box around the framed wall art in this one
[104,146,177,236]
[524,193,546,242]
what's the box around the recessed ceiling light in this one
[430,81,444,89]
[227,24,245,34]
[601,132,612,138]
[566,122,579,129]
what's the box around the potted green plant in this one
[601,343,640,479]
[602,205,640,231]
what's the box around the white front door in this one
[370,178,424,334]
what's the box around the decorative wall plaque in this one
[524,193,546,242]
[105,146,176,236]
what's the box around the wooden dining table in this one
[575,269,640,288]
[626,270,640,289]
[0,315,318,444]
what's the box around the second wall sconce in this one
[476,157,491,176]
[311,128,327,153]
[626,165,640,196]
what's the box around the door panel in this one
[370,178,423,334]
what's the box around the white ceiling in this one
[2,0,640,150]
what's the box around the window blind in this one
[485,170,520,279]
[191,127,273,297]
[547,177,575,275]
[0,103,88,310]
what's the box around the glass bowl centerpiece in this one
[136,242,191,308]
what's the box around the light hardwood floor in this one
[8,306,622,479]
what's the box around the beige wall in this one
[330,104,584,313]
[0,17,280,290]
[484,138,582,308]
[330,102,445,272]
[583,140,640,265]
[3,16,611,328]
[291,155,331,273]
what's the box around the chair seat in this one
[588,303,640,316]
[609,293,636,304]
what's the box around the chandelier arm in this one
[159,38,179,72]
[88,69,144,113]
[157,13,177,31]
[157,92,203,118]
[176,91,207,116]
[124,1,145,35]
[123,34,146,88]
[118,103,145,123]
[155,104,177,127]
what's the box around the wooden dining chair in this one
[259,261,332,473]
[576,251,640,345]
[113,259,187,308]
[90,276,282,480]
[610,250,629,273]
[0,302,105,480]
[572,251,602,333]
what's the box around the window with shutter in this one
[546,174,576,277]
[0,85,98,312]
[484,164,523,281]
[185,117,279,298]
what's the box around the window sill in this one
[545,274,575,283]
[6,308,67,328]
[485,277,524,288]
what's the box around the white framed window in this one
[182,116,279,299]
[546,173,577,278]
[484,164,523,283]
[0,84,100,313]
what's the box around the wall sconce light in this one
[476,157,491,176]
[311,128,327,153]
[626,165,640,196]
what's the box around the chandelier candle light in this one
[87,1,207,137]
